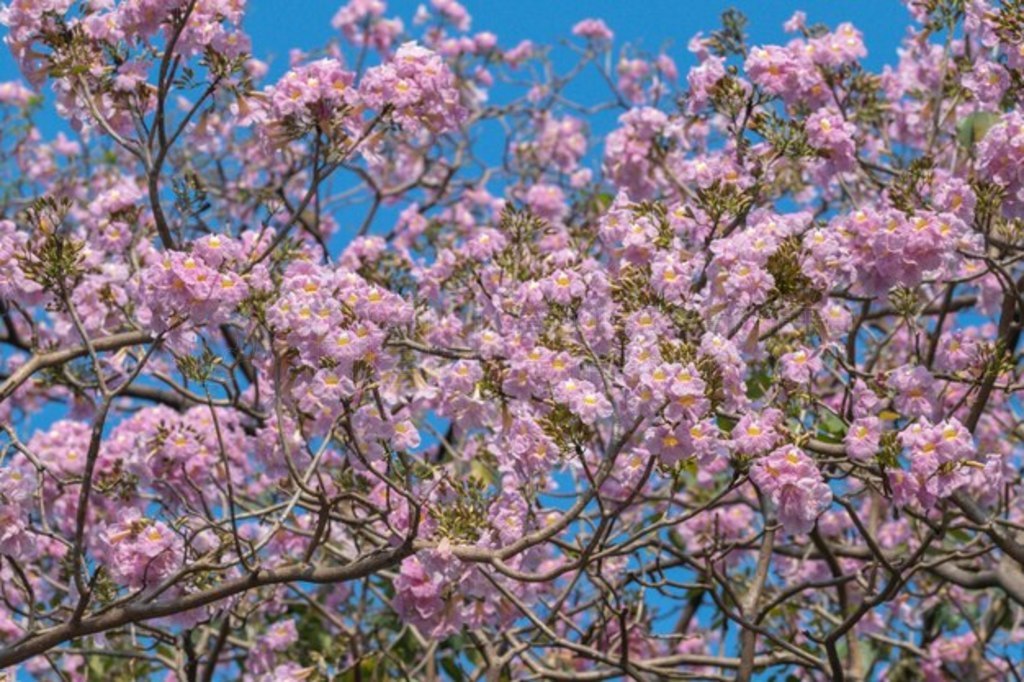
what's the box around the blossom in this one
[807,23,867,67]
[0,460,35,559]
[247,620,299,678]
[572,18,613,43]
[136,244,251,332]
[686,55,726,112]
[961,59,1008,107]
[732,409,785,456]
[28,419,92,477]
[0,79,33,106]
[431,0,471,31]
[779,346,822,384]
[617,57,652,104]
[524,183,567,222]
[745,43,826,106]
[99,510,183,589]
[934,332,979,373]
[359,41,467,134]
[888,364,938,420]
[265,58,356,120]
[827,205,970,297]
[845,417,881,463]
[783,11,806,32]
[603,107,669,199]
[516,113,587,173]
[392,546,466,638]
[806,108,858,173]
[898,418,976,507]
[750,446,832,534]
[332,0,403,51]
[558,379,612,425]
[544,269,585,304]
[684,418,728,467]
[977,110,1024,217]
[392,419,421,450]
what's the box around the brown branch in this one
[0,544,413,669]
[0,330,155,404]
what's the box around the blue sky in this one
[237,0,911,73]
[0,0,913,111]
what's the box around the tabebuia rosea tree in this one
[2,0,1024,679]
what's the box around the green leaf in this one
[441,656,466,682]
[956,111,1000,148]
[337,653,381,682]
[819,413,847,439]
[746,368,772,401]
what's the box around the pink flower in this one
[898,418,975,507]
[503,39,534,67]
[137,247,251,331]
[331,0,399,50]
[807,23,867,67]
[750,446,832,534]
[686,55,726,113]
[732,409,785,456]
[684,419,728,467]
[524,183,567,222]
[935,332,979,373]
[544,269,585,304]
[647,424,688,465]
[962,60,1009,107]
[392,546,467,638]
[112,60,149,92]
[827,202,970,296]
[617,57,652,104]
[392,419,421,450]
[783,11,807,33]
[745,43,826,106]
[806,107,858,172]
[779,347,822,384]
[359,41,467,135]
[0,79,34,107]
[603,107,669,199]
[888,365,938,420]
[561,379,612,425]
[977,110,1024,217]
[651,251,696,302]
[259,58,358,145]
[572,18,613,43]
[845,417,881,463]
[247,620,299,677]
[431,0,471,31]
[28,419,92,477]
[99,510,183,590]
[517,113,587,173]
[0,457,35,560]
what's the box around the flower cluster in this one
[98,510,183,590]
[977,110,1024,217]
[750,446,833,534]
[893,418,976,508]
[745,23,865,106]
[814,205,976,297]
[359,41,467,134]
[135,233,253,332]
[572,18,613,43]
[332,0,403,52]
[264,58,357,121]
[602,107,672,200]
[0,460,36,560]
